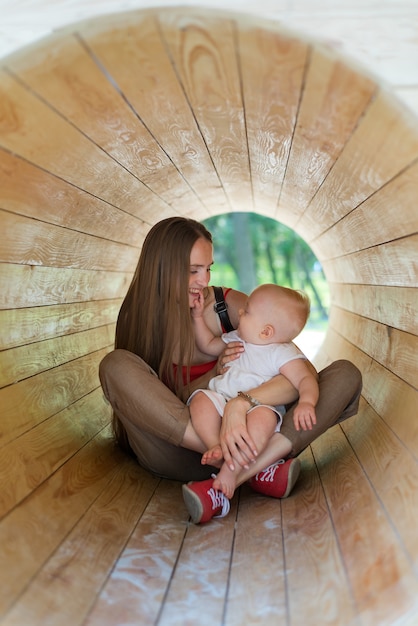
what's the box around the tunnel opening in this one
[203,211,329,360]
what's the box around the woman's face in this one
[188,237,213,308]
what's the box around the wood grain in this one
[322,234,418,287]
[84,480,190,626]
[80,12,228,217]
[297,89,418,239]
[0,209,139,271]
[2,461,159,626]
[0,323,114,387]
[343,398,418,573]
[283,449,357,625]
[238,25,308,216]
[0,69,172,223]
[6,33,202,216]
[158,497,238,626]
[0,427,120,618]
[0,263,131,309]
[329,283,417,335]
[278,45,376,223]
[0,148,150,246]
[0,300,121,351]
[328,307,418,387]
[318,327,418,458]
[0,388,110,518]
[226,487,287,625]
[310,158,418,258]
[1,347,110,447]
[160,12,251,212]
[312,425,418,626]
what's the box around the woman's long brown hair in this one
[113,217,212,450]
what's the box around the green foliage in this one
[203,212,329,329]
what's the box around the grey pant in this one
[99,349,362,482]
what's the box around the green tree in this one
[204,212,329,328]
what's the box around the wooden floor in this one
[1,397,418,626]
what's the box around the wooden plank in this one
[318,327,418,459]
[0,300,121,351]
[237,25,308,216]
[343,398,418,580]
[0,427,121,618]
[225,487,287,624]
[298,89,418,240]
[80,12,228,217]
[0,324,114,387]
[0,388,111,518]
[0,69,172,223]
[0,209,139,271]
[311,425,418,626]
[322,234,418,287]
[1,461,159,626]
[310,158,418,258]
[282,449,357,625]
[327,307,418,387]
[0,148,150,247]
[6,33,203,216]
[83,480,190,626]
[158,497,238,626]
[0,263,131,309]
[329,283,417,335]
[360,360,418,459]
[160,12,252,212]
[0,347,110,447]
[278,45,376,224]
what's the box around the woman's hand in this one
[216,340,244,375]
[220,396,257,470]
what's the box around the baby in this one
[188,283,318,499]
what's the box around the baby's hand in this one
[293,402,317,431]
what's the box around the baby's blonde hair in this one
[251,283,311,342]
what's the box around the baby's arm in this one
[279,358,319,431]
[191,292,225,356]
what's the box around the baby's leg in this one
[246,406,278,455]
[189,391,222,457]
[213,406,278,498]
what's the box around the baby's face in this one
[236,295,266,344]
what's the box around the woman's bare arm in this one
[220,362,318,470]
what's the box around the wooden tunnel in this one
[1,7,417,625]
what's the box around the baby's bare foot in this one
[202,444,223,467]
[213,469,236,499]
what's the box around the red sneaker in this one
[182,476,230,524]
[249,458,301,498]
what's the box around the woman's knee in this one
[318,358,363,422]
[335,359,362,399]
[99,349,126,389]
[320,359,362,390]
[99,349,150,400]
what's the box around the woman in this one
[99,217,362,523]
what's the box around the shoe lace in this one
[209,475,230,518]
[256,459,285,482]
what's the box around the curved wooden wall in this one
[0,7,417,625]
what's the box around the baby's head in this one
[237,283,310,344]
